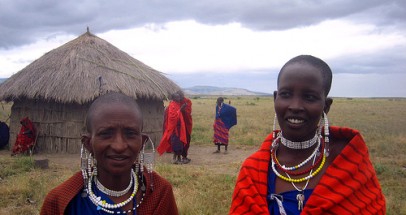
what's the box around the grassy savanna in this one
[1,97,406,214]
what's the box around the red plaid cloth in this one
[230,126,386,215]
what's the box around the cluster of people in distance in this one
[157,91,237,162]
[41,55,385,215]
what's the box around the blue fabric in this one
[67,181,137,215]
[170,133,184,153]
[267,163,313,215]
[216,104,237,129]
[0,121,9,148]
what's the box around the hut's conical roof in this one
[0,31,181,104]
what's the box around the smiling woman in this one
[40,92,178,215]
[230,55,386,215]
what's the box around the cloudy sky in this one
[1,0,405,97]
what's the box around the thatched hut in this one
[0,30,181,153]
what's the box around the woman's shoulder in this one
[328,126,363,161]
[41,172,83,215]
[149,171,174,191]
[44,172,83,200]
[240,135,273,170]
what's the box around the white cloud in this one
[0,33,75,77]
[0,18,405,97]
[98,19,405,74]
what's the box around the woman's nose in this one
[288,97,304,112]
[110,134,127,152]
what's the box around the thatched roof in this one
[0,30,181,104]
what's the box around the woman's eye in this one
[125,129,139,138]
[304,94,318,101]
[98,130,113,138]
[278,91,291,98]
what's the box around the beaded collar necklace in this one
[95,171,134,197]
[279,132,318,150]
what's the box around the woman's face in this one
[217,98,223,106]
[85,103,143,177]
[274,62,327,141]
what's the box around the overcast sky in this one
[1,0,405,97]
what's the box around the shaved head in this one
[279,55,333,96]
[85,92,143,132]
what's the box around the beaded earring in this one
[138,134,156,192]
[92,157,97,176]
[80,144,89,197]
[322,112,330,157]
[272,113,281,151]
[80,144,88,178]
[80,143,97,197]
[272,113,278,136]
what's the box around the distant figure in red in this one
[12,117,36,155]
[158,91,193,164]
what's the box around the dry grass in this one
[1,97,405,215]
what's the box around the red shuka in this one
[230,126,386,215]
[157,99,192,155]
[12,117,36,155]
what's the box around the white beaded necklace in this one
[87,169,138,214]
[278,136,321,171]
[286,150,318,211]
[280,132,318,150]
[95,171,134,197]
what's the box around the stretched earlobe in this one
[142,134,150,145]
[324,97,333,114]
[81,133,92,153]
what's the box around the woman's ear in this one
[273,91,278,101]
[81,133,92,153]
[142,134,149,146]
[142,134,149,144]
[324,97,333,114]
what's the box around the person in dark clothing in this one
[0,120,10,149]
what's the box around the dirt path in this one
[156,145,257,174]
[1,145,258,175]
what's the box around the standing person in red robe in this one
[230,55,385,214]
[213,97,237,153]
[178,91,193,163]
[12,117,36,155]
[158,91,193,164]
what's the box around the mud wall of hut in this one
[9,98,164,153]
[137,98,165,147]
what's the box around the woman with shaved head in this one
[41,92,178,215]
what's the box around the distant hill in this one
[0,80,270,96]
[183,86,271,96]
